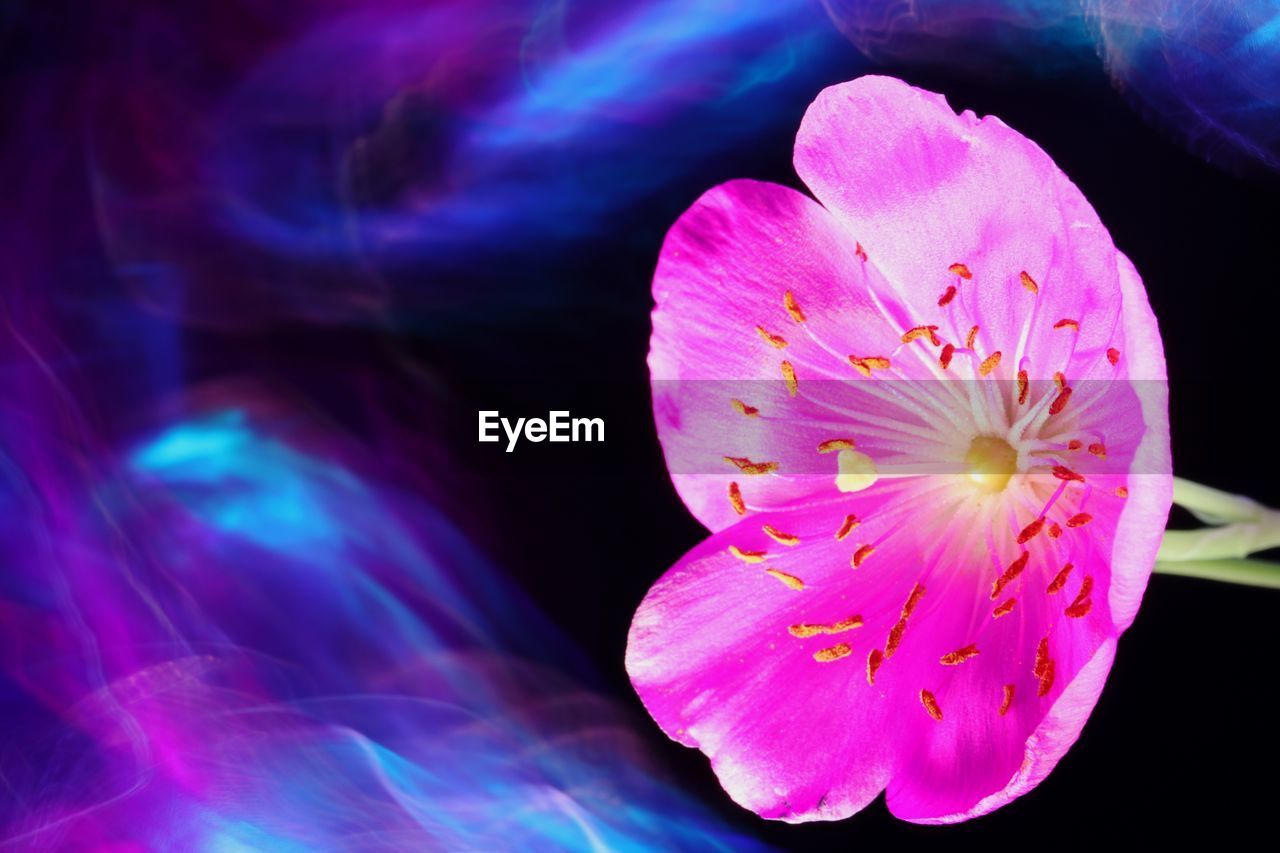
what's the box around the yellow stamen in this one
[728,545,766,564]
[834,514,860,540]
[755,325,788,349]
[765,568,805,590]
[724,456,778,475]
[789,615,863,638]
[781,360,798,396]
[762,524,800,546]
[728,482,746,515]
[813,642,852,662]
[979,351,1002,376]
[783,290,806,323]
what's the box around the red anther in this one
[1017,518,1045,544]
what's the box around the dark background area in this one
[5,0,1278,848]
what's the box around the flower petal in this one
[1106,251,1171,629]
[880,520,1118,821]
[650,178,941,530]
[627,488,942,821]
[888,639,1117,823]
[795,75,1127,384]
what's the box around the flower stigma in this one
[835,449,878,493]
[965,435,1019,494]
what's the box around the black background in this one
[6,1,1279,848]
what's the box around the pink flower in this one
[627,76,1171,824]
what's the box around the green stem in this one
[1170,477,1266,525]
[1154,478,1280,588]
[1154,558,1280,589]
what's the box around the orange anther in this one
[852,544,875,568]
[1054,318,1079,332]
[849,355,891,377]
[979,351,1002,376]
[1065,598,1093,619]
[920,689,944,721]
[867,649,884,685]
[1047,522,1063,539]
[781,360,798,396]
[1034,636,1055,697]
[1067,439,1083,451]
[763,524,800,546]
[938,285,957,307]
[993,598,1017,618]
[903,325,942,346]
[784,290,806,323]
[728,545,767,564]
[1017,518,1045,544]
[818,438,856,454]
[1052,465,1085,482]
[724,456,778,475]
[902,583,926,617]
[1017,369,1029,404]
[948,263,973,280]
[940,644,980,666]
[991,551,1030,600]
[1054,371,1066,390]
[755,325,788,349]
[1046,562,1074,594]
[999,683,1016,716]
[834,514,860,540]
[966,325,979,350]
[1088,442,1107,458]
[855,243,868,262]
[1115,486,1129,498]
[813,642,853,662]
[728,482,746,515]
[765,568,805,590]
[1066,512,1092,528]
[885,583,925,660]
[1020,271,1038,294]
[1065,576,1094,619]
[789,615,863,638]
[1049,386,1072,415]
[731,399,759,417]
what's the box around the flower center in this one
[965,435,1018,493]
